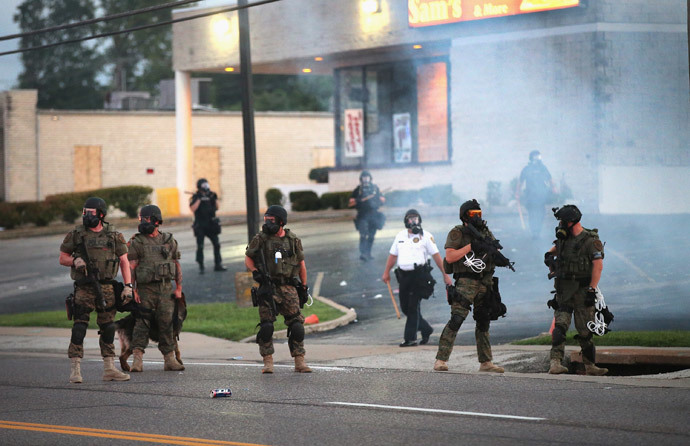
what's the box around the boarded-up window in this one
[416,62,448,163]
[194,146,221,196]
[74,145,102,191]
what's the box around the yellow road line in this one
[607,248,656,283]
[0,420,268,446]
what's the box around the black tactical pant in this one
[356,212,378,258]
[525,195,548,239]
[397,269,432,343]
[195,228,222,267]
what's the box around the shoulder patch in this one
[117,233,126,244]
[430,236,435,244]
[62,232,73,244]
[249,237,260,249]
[449,229,461,241]
[296,239,303,251]
[593,240,604,251]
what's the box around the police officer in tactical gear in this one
[433,200,505,373]
[516,150,557,239]
[190,178,226,273]
[245,205,312,374]
[59,197,132,383]
[382,209,453,347]
[127,204,185,373]
[545,204,608,375]
[348,171,386,261]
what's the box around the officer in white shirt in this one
[382,209,453,347]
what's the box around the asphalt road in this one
[1,210,688,346]
[0,354,688,446]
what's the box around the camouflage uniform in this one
[436,224,497,364]
[245,230,306,357]
[128,232,181,356]
[551,228,605,363]
[60,224,128,359]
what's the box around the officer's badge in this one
[413,237,420,243]
[430,236,435,243]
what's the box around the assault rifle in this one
[76,241,107,311]
[465,222,516,272]
[251,247,278,317]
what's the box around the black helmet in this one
[529,150,541,161]
[265,205,287,226]
[553,205,581,223]
[197,178,209,190]
[139,204,163,223]
[359,170,372,181]
[404,209,422,226]
[83,197,107,218]
[459,199,481,221]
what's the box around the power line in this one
[0,0,281,57]
[0,0,200,42]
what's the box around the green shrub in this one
[0,202,22,229]
[384,189,419,207]
[265,188,285,206]
[103,186,152,218]
[22,201,57,226]
[320,191,351,210]
[309,167,329,183]
[45,192,90,223]
[289,190,322,211]
[418,184,453,206]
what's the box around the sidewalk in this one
[1,326,688,388]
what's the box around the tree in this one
[100,0,175,94]
[15,0,104,109]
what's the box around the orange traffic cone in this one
[549,317,555,334]
[304,314,319,325]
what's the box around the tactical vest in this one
[556,228,599,280]
[70,224,121,281]
[256,231,301,280]
[132,232,176,284]
[444,225,496,276]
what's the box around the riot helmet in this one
[138,204,163,235]
[359,170,372,184]
[262,205,287,235]
[553,205,581,224]
[404,209,423,235]
[197,178,210,191]
[529,150,541,162]
[82,197,107,228]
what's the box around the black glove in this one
[544,252,555,267]
[252,270,266,283]
[547,297,559,310]
[585,287,597,307]
[471,239,489,254]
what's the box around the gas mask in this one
[262,221,281,235]
[465,209,485,228]
[138,221,157,235]
[82,213,101,228]
[555,221,569,239]
[405,216,422,234]
[200,182,210,192]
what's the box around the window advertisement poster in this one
[344,109,364,158]
[393,113,412,163]
[408,0,579,27]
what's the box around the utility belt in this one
[454,272,483,280]
[74,278,117,287]
[140,278,172,284]
[271,276,294,286]
[556,276,591,286]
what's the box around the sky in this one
[0,0,23,90]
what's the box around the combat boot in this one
[585,363,608,376]
[261,355,274,374]
[131,349,144,372]
[69,358,82,384]
[479,361,505,373]
[163,352,185,371]
[549,359,568,374]
[103,357,130,381]
[294,355,312,373]
[433,359,449,372]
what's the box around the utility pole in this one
[238,0,260,243]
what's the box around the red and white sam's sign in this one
[344,109,364,158]
[408,0,579,27]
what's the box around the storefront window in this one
[335,58,449,169]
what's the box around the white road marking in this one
[313,271,325,298]
[607,248,656,283]
[326,402,546,421]
[92,359,347,371]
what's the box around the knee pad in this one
[256,322,274,343]
[475,317,490,332]
[448,314,465,331]
[71,322,88,345]
[287,321,305,344]
[551,324,567,346]
[99,322,116,344]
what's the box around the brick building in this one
[172,0,689,213]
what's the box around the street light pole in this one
[238,0,260,243]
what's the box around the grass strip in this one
[511,330,690,347]
[0,299,345,342]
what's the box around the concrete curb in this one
[238,295,357,343]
